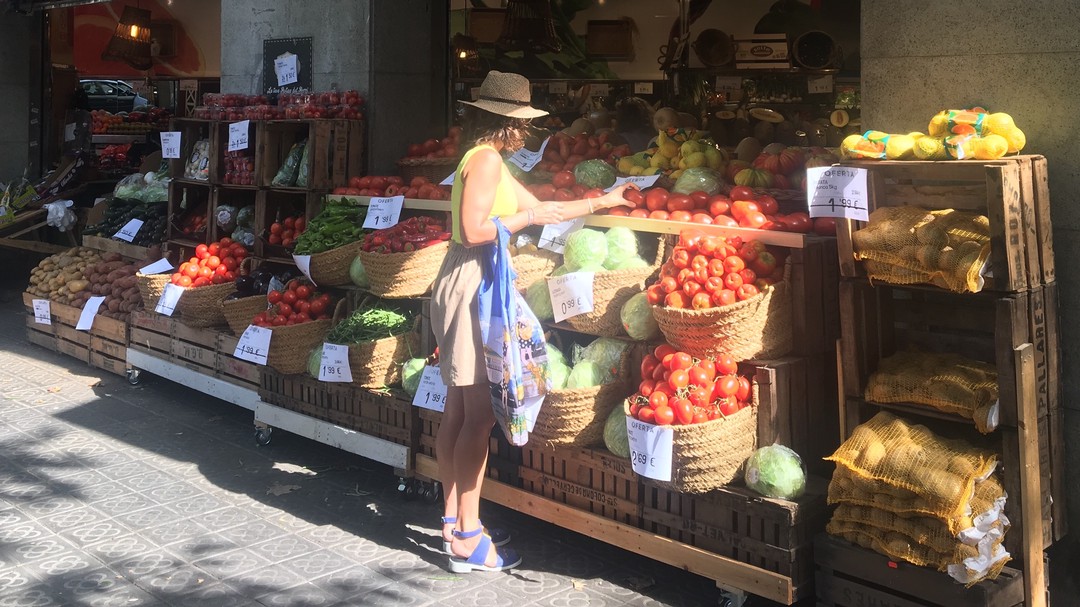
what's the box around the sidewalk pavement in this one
[0,294,728,607]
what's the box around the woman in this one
[432,71,635,573]
[614,96,656,152]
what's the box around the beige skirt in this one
[431,242,488,387]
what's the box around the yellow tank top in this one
[450,145,518,244]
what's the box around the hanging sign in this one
[234,325,272,365]
[76,297,106,331]
[160,132,181,159]
[228,121,250,152]
[318,343,352,382]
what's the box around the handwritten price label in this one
[32,299,51,325]
[154,283,185,316]
[113,218,144,242]
[318,343,352,382]
[76,296,106,331]
[538,218,584,254]
[547,81,567,94]
[160,131,181,159]
[228,120,250,152]
[807,74,834,95]
[548,272,594,323]
[507,138,550,173]
[362,195,404,229]
[412,365,448,412]
[139,258,173,275]
[439,172,455,186]
[633,82,654,95]
[291,254,315,286]
[806,166,868,221]
[605,175,660,192]
[234,325,272,365]
[626,417,674,481]
[274,54,298,86]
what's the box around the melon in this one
[734,137,762,162]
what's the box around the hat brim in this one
[460,98,548,119]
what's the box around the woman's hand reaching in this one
[595,183,639,211]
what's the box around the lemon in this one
[658,141,678,159]
[685,152,706,168]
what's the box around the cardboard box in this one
[734,34,790,69]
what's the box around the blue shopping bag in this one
[477,219,551,446]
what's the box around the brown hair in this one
[462,105,530,152]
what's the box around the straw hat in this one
[460,71,548,119]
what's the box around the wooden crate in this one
[836,155,1053,292]
[167,117,214,182]
[128,311,259,391]
[22,292,127,375]
[216,333,262,390]
[253,189,321,260]
[82,234,152,263]
[642,477,828,600]
[518,443,641,525]
[257,368,416,448]
[814,533,1026,607]
[166,179,212,244]
[210,186,258,242]
[788,237,841,356]
[256,119,362,190]
[415,406,521,485]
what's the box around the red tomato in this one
[645,188,669,212]
[195,244,209,260]
[214,264,228,276]
[276,302,293,317]
[682,280,703,298]
[729,185,755,201]
[309,298,327,316]
[641,354,660,379]
[669,352,694,371]
[646,284,664,305]
[670,249,690,269]
[535,183,557,201]
[192,276,211,287]
[711,289,737,307]
[694,266,710,284]
[623,188,644,207]
[183,264,200,279]
[272,314,288,327]
[712,215,739,227]
[672,398,694,425]
[691,292,712,310]
[814,217,838,236]
[784,212,813,233]
[295,285,313,300]
[704,276,724,293]
[692,410,709,424]
[653,406,675,426]
[669,210,693,223]
[677,268,695,285]
[652,363,669,382]
[731,200,760,221]
[739,211,767,229]
[653,344,677,360]
[664,291,689,308]
[659,276,679,294]
[668,369,690,390]
[629,209,649,218]
[736,284,760,301]
[552,171,576,189]
[738,268,757,285]
[715,354,738,376]
[707,195,731,217]
[714,375,739,398]
[724,272,744,290]
[719,397,739,417]
[649,210,670,221]
[690,255,709,271]
[282,290,298,305]
[736,376,752,403]
[639,379,656,397]
[688,365,713,386]
[648,391,669,409]
[707,258,725,278]
[608,207,630,217]
[666,194,694,213]
[691,213,713,224]
[755,195,779,215]
[688,387,710,409]
[637,407,656,424]
[723,256,745,273]
[689,191,709,208]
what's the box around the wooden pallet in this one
[128,310,260,391]
[836,155,1053,292]
[814,533,1026,607]
[22,292,128,376]
[642,477,828,600]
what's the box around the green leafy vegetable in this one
[401,358,426,396]
[603,404,630,458]
[744,445,807,500]
[564,229,608,272]
[526,279,554,321]
[327,306,411,344]
[603,227,640,270]
[620,292,660,341]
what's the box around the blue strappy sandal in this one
[447,527,521,573]
[441,517,510,553]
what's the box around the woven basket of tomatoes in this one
[248,280,338,375]
[357,216,452,298]
[170,238,251,328]
[648,230,793,361]
[625,345,758,494]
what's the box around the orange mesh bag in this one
[865,351,1000,433]
[852,206,991,293]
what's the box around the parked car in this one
[79,79,149,113]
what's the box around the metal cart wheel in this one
[254,426,273,446]
[422,481,442,504]
[126,368,141,385]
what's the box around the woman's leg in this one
[436,385,465,544]
[450,383,498,565]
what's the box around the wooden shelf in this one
[583,214,813,249]
[329,195,451,212]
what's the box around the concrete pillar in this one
[861,0,1079,598]
[220,0,448,174]
[0,15,35,178]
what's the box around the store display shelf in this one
[217,183,259,191]
[92,134,145,145]
[126,348,260,411]
[583,215,810,248]
[82,235,154,262]
[254,401,409,470]
[170,177,211,188]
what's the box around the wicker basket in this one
[512,249,560,292]
[223,295,269,336]
[266,319,332,375]
[177,282,234,329]
[564,236,666,337]
[396,157,461,184]
[651,261,793,361]
[626,400,757,494]
[345,331,420,389]
[135,273,170,311]
[358,240,449,298]
[308,240,365,287]
[530,351,632,447]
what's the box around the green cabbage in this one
[620,292,660,341]
[573,159,617,189]
[603,227,640,270]
[744,445,807,500]
[307,346,321,378]
[525,279,554,321]
[564,229,608,272]
[603,404,630,458]
[546,344,570,390]
[349,255,369,287]
[401,358,426,396]
[575,337,628,383]
[673,167,723,195]
[566,360,603,389]
[552,265,570,277]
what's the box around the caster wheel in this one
[403,479,419,500]
[397,478,408,494]
[254,427,273,446]
[423,482,442,504]
[718,599,734,607]
[126,369,141,385]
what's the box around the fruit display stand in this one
[822,156,1058,607]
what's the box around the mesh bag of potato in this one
[852,206,991,293]
[865,351,1000,433]
[825,411,998,521]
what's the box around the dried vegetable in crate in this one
[826,412,1009,584]
[852,206,991,293]
[865,351,1000,433]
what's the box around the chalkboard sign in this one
[262,37,314,95]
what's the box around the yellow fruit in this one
[885,134,916,160]
[908,132,926,139]
[507,244,518,256]
[840,134,864,158]
[984,113,1015,136]
[522,243,538,253]
[972,134,1009,160]
[628,165,644,176]
[1005,127,1026,154]
[913,137,948,160]
[616,157,635,174]
[680,141,701,157]
[945,136,976,160]
[670,169,684,179]
[656,131,669,146]
[650,154,671,169]
[644,167,663,176]
[928,112,949,137]
[685,152,706,168]
[658,141,678,158]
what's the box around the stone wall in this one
[0,15,34,178]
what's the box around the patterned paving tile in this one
[276,549,354,580]
[56,518,131,547]
[311,564,394,600]
[438,583,538,607]
[131,565,214,597]
[255,582,341,607]
[91,492,162,519]
[169,582,258,607]
[39,507,110,535]
[0,521,51,546]
[191,506,259,533]
[95,458,162,482]
[116,471,180,494]
[223,565,308,599]
[111,549,187,581]
[247,535,319,562]
[111,504,179,533]
[83,535,161,566]
[0,586,63,607]
[191,548,271,580]
[216,520,289,547]
[145,523,220,552]
[169,492,231,518]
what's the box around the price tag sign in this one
[507,138,550,173]
[234,325,272,365]
[715,76,743,96]
[807,74,834,95]
[548,272,594,323]
[606,175,660,192]
[538,218,584,254]
[139,258,173,275]
[228,120,250,152]
[633,82,654,95]
[160,132,182,159]
[412,366,448,412]
[32,299,51,325]
[76,296,106,331]
[806,166,869,221]
[548,81,567,94]
[292,254,315,285]
[362,195,404,229]
[154,283,185,316]
[590,84,611,97]
[626,417,674,481]
[318,343,352,382]
[64,123,76,142]
[113,218,143,242]
[274,54,298,86]
[439,172,455,186]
